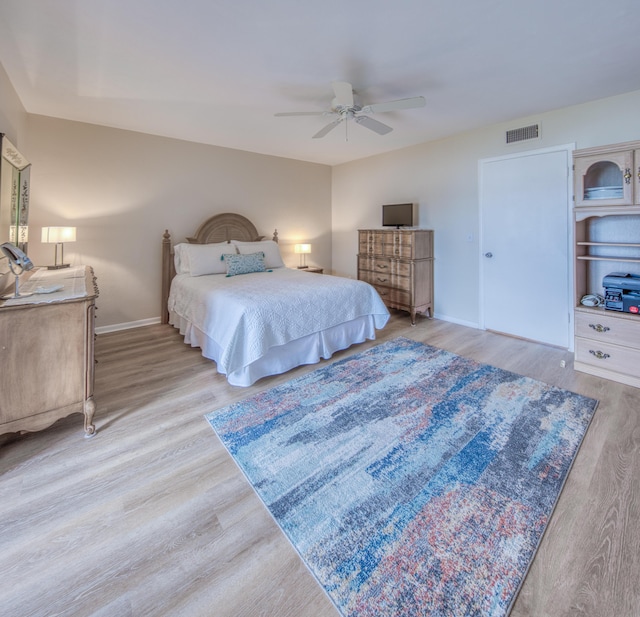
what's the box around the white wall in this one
[23,116,331,329]
[332,89,640,327]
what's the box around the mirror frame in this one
[0,134,31,254]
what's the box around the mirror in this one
[0,134,31,254]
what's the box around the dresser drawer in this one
[575,336,640,379]
[359,257,411,278]
[360,271,388,287]
[575,310,640,348]
[359,268,411,291]
[372,285,411,307]
[358,256,390,273]
[383,235,414,259]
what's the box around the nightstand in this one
[300,267,323,274]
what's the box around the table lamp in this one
[294,243,311,268]
[41,226,76,269]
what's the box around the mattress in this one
[168,267,389,386]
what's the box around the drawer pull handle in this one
[377,277,387,283]
[589,350,610,360]
[376,264,388,269]
[589,323,610,333]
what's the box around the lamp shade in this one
[41,226,76,243]
[294,243,311,254]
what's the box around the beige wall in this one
[4,63,640,332]
[0,61,26,145]
[22,116,331,329]
[0,62,28,291]
[331,89,640,327]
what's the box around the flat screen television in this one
[382,203,413,228]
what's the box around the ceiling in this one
[1,0,640,166]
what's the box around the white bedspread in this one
[168,268,389,383]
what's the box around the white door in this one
[480,146,572,348]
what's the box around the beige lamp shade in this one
[41,226,77,269]
[294,243,311,268]
[41,226,77,243]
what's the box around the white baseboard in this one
[432,312,480,330]
[96,317,161,335]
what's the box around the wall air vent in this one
[506,123,540,144]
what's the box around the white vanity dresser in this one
[0,265,99,437]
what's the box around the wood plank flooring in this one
[1,313,638,617]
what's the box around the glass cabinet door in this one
[574,149,634,207]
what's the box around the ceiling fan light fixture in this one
[276,81,425,139]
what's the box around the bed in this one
[161,213,390,386]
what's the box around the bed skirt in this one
[169,311,379,387]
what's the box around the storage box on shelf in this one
[357,229,433,325]
[573,140,640,387]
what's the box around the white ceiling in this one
[1,0,640,166]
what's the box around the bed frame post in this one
[161,230,173,324]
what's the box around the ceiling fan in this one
[275,81,426,139]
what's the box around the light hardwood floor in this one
[1,313,638,617]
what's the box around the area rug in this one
[205,337,598,617]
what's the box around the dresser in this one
[0,265,99,436]
[573,140,640,388]
[357,229,434,324]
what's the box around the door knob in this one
[484,252,493,258]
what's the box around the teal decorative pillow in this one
[222,252,269,276]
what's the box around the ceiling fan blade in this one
[274,111,326,117]
[331,81,354,108]
[354,115,393,135]
[312,118,343,139]
[360,96,426,114]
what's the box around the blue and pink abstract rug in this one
[205,338,598,616]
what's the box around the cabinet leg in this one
[84,397,96,437]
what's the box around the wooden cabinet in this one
[0,266,99,436]
[573,144,637,207]
[573,140,640,387]
[357,229,433,324]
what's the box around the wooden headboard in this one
[161,213,278,324]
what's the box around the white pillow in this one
[174,242,237,276]
[232,240,285,269]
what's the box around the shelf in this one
[577,241,640,248]
[574,205,640,221]
[577,255,640,263]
